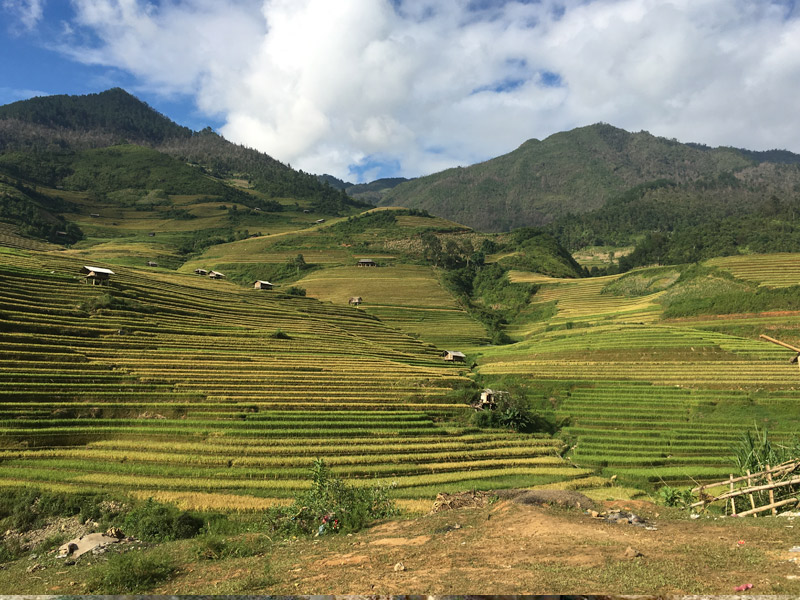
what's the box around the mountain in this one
[318,174,409,203]
[0,88,366,216]
[378,123,800,233]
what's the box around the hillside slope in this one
[379,123,800,232]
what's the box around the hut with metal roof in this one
[80,266,115,286]
[254,280,274,290]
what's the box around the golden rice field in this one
[0,247,585,508]
[706,253,800,288]
[295,264,488,349]
[506,270,664,338]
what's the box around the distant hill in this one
[378,123,800,233]
[318,174,410,203]
[0,89,367,216]
[0,87,191,143]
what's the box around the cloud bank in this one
[11,0,800,180]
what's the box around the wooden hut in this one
[146,261,158,267]
[357,258,377,267]
[254,280,274,290]
[80,266,115,286]
[349,296,363,306]
[194,269,209,276]
[208,271,225,279]
[441,350,466,362]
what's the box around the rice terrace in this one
[4,89,800,594]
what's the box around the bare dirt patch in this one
[234,498,800,595]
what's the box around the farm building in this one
[441,350,466,362]
[80,266,115,285]
[316,219,326,224]
[349,296,363,306]
[254,280,274,290]
[194,269,208,276]
[475,388,508,410]
[208,271,225,279]
[146,261,158,267]
[90,213,100,218]
[148,232,155,237]
[357,259,377,267]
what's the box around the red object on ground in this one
[734,583,754,592]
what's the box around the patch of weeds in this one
[194,534,272,560]
[87,548,176,594]
[217,562,277,593]
[269,329,291,340]
[0,537,24,564]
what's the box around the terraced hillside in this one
[479,258,800,487]
[0,248,589,509]
[296,264,488,349]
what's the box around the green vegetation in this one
[87,548,177,594]
[266,458,398,536]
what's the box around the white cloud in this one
[44,0,800,180]
[2,0,44,31]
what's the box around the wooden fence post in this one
[766,464,777,516]
[730,474,736,516]
[747,470,757,516]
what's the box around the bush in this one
[269,329,291,340]
[0,489,114,533]
[285,286,306,296]
[122,498,203,542]
[0,537,24,564]
[88,548,176,594]
[657,484,694,508]
[267,459,397,536]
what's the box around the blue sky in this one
[3,0,800,182]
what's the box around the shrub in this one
[269,329,291,340]
[267,458,397,536]
[657,484,694,508]
[285,286,306,296]
[0,537,24,564]
[122,498,203,542]
[88,548,176,594]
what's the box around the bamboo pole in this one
[747,470,757,517]
[767,464,777,516]
[689,475,800,508]
[734,497,800,518]
[729,474,736,516]
[759,334,800,353]
[691,460,800,492]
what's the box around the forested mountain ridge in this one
[0,88,365,214]
[378,123,800,233]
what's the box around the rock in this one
[26,563,44,573]
[105,527,124,539]
[394,561,406,572]
[624,546,644,559]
